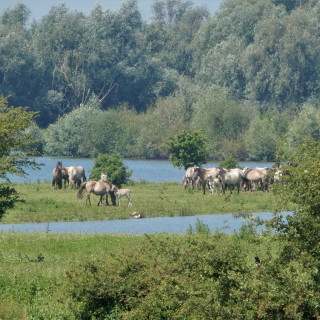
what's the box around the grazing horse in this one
[52,161,63,189]
[182,166,198,190]
[77,179,113,206]
[217,168,246,194]
[68,166,87,189]
[242,168,269,192]
[193,167,224,195]
[111,185,132,207]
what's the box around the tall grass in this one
[2,229,315,319]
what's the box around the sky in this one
[0,0,224,22]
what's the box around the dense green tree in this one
[191,86,253,160]
[0,96,40,218]
[244,114,278,161]
[274,139,320,274]
[137,95,188,159]
[44,96,103,157]
[243,7,320,109]
[166,129,208,169]
[89,153,132,187]
[283,104,320,157]
[0,4,41,108]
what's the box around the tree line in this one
[1,0,320,161]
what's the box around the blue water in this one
[0,212,291,235]
[5,157,275,183]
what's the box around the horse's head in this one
[100,172,108,182]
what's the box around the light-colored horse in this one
[192,167,224,195]
[207,176,223,195]
[52,161,63,189]
[217,168,246,194]
[77,176,113,206]
[242,167,269,192]
[111,185,132,207]
[68,166,87,189]
[182,166,198,190]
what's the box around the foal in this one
[111,185,132,207]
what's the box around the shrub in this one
[89,153,132,187]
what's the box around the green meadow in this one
[1,181,292,224]
[1,183,303,319]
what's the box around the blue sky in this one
[0,0,223,21]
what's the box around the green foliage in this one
[0,184,20,219]
[245,114,278,161]
[89,153,132,187]
[275,140,320,254]
[191,86,253,160]
[283,104,320,157]
[44,97,103,157]
[4,0,320,160]
[0,96,40,219]
[166,129,208,170]
[186,218,211,235]
[219,154,238,169]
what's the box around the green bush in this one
[89,153,132,187]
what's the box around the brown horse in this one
[52,162,63,189]
[77,174,115,206]
[61,167,69,188]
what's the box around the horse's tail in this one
[77,182,86,199]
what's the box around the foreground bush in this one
[65,233,320,319]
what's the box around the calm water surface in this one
[0,212,291,235]
[6,157,275,183]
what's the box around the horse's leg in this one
[86,193,91,205]
[98,195,103,206]
[202,181,206,195]
[127,194,132,207]
[105,193,110,206]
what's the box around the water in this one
[0,212,291,235]
[5,157,275,183]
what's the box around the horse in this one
[207,176,223,195]
[111,185,132,207]
[182,166,198,190]
[192,167,225,195]
[217,168,246,194]
[77,177,113,206]
[52,161,63,189]
[61,167,69,188]
[68,166,87,189]
[242,167,270,192]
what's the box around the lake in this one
[6,157,275,183]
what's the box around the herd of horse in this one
[52,161,281,208]
[52,162,133,207]
[182,165,281,195]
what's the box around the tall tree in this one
[0,96,40,219]
[166,129,208,170]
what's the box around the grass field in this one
[1,181,294,224]
[0,182,303,319]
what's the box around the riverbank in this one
[1,181,294,224]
